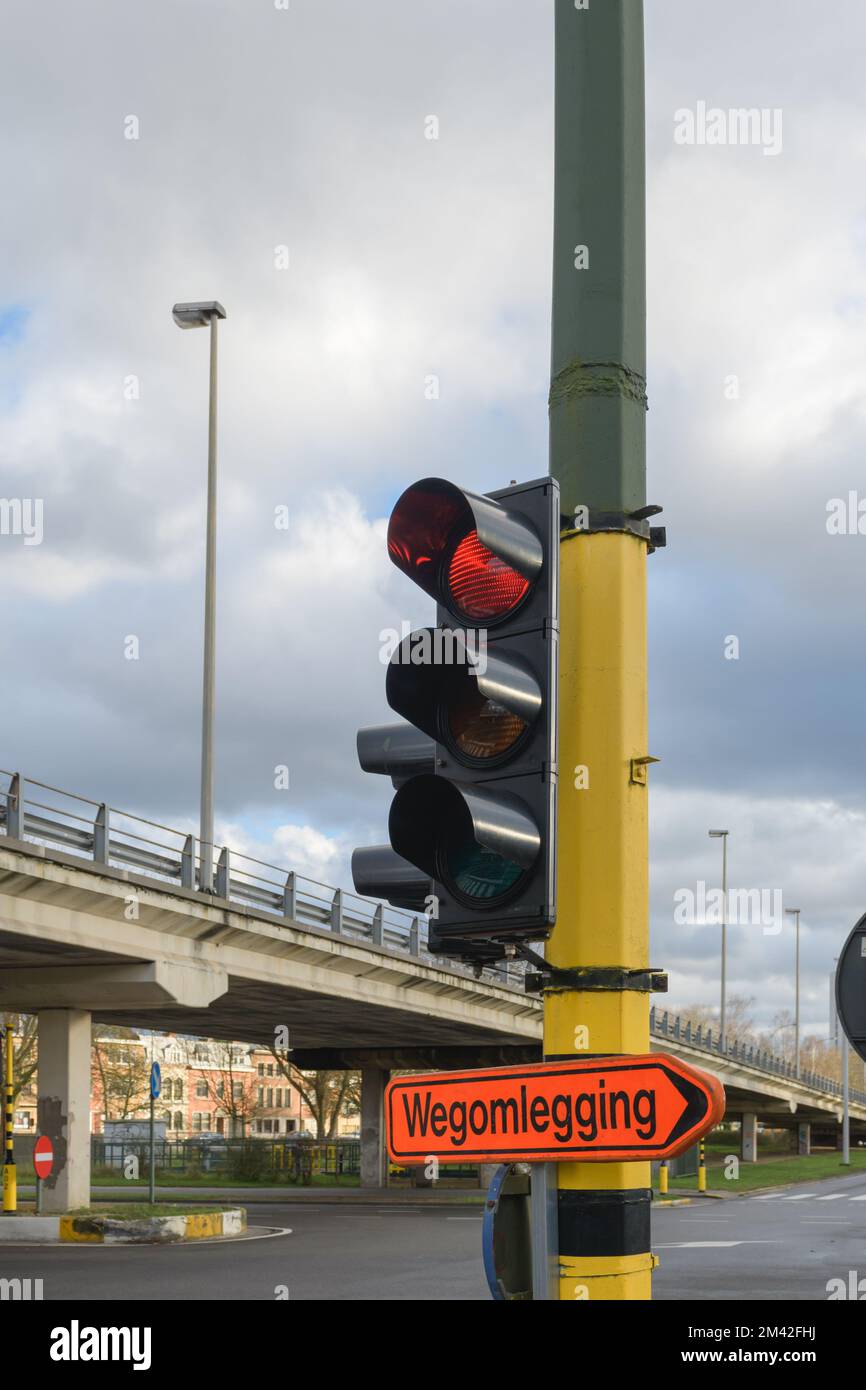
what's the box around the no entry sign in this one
[386,1053,725,1164]
[33,1135,54,1180]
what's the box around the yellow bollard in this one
[3,1026,16,1213]
[659,1161,669,1196]
[697,1139,707,1193]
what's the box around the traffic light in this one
[353,476,559,963]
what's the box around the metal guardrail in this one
[0,770,524,990]
[650,1006,866,1106]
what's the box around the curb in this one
[0,1208,246,1244]
[21,1186,489,1207]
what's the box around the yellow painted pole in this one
[698,1139,707,1193]
[543,532,654,1299]
[3,1026,17,1212]
[659,1161,669,1197]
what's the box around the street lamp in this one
[708,830,729,1051]
[172,300,227,892]
[786,907,801,1079]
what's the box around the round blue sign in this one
[150,1061,161,1099]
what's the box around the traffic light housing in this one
[354,476,559,963]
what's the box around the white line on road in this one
[815,1194,848,1200]
[782,1194,816,1200]
[654,1240,776,1249]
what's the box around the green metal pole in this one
[549,0,647,516]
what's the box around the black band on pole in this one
[557,1189,652,1258]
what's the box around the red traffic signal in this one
[354,476,559,961]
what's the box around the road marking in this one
[850,1194,866,1201]
[782,1193,816,1200]
[655,1240,775,1249]
[815,1194,848,1201]
[751,1193,782,1199]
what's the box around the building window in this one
[196,1079,208,1099]
[192,1113,202,1133]
[258,1063,265,1077]
[173,1111,183,1131]
[266,1089,273,1108]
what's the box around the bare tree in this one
[91,1026,150,1123]
[189,1041,261,1137]
[269,1052,359,1140]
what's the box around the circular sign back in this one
[835,913,866,1063]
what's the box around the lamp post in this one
[172,300,227,892]
[709,830,729,1051]
[786,907,801,1078]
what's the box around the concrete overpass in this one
[2,771,864,1209]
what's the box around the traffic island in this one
[0,1206,246,1243]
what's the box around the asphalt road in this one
[3,1170,866,1301]
[654,1167,866,1301]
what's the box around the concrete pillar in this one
[38,1010,91,1213]
[479,1164,499,1191]
[360,1067,388,1189]
[797,1121,811,1157]
[741,1112,758,1163]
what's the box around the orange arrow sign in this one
[386,1054,725,1164]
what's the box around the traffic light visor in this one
[389,776,540,910]
[386,629,542,767]
[387,478,543,624]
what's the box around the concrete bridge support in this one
[798,1122,811,1156]
[360,1066,389,1189]
[741,1112,758,1163]
[37,1009,92,1213]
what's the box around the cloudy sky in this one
[2,0,865,1039]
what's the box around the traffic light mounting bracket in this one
[560,503,666,553]
[517,945,668,997]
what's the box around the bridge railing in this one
[0,770,524,990]
[650,1006,866,1106]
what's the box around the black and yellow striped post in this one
[698,1139,707,1193]
[546,0,658,1299]
[2,1024,16,1212]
